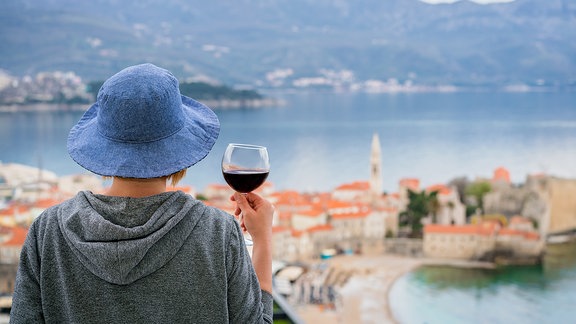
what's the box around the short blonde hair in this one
[103,169,187,187]
[167,169,187,187]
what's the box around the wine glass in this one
[222,143,270,246]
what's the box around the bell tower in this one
[370,133,383,198]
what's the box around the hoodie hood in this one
[58,190,205,285]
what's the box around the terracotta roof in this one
[311,192,332,203]
[335,181,370,191]
[271,190,309,205]
[499,228,540,240]
[399,178,420,190]
[426,184,452,195]
[294,208,325,217]
[425,224,497,236]
[275,199,311,208]
[325,200,356,209]
[34,198,63,209]
[0,226,11,235]
[291,229,304,238]
[307,224,333,233]
[270,190,301,199]
[331,209,371,220]
[1,226,28,246]
[498,228,522,236]
[493,167,511,183]
[0,204,30,216]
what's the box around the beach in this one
[295,254,496,323]
[296,254,425,324]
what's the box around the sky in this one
[420,0,515,4]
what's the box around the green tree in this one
[428,191,441,224]
[84,80,263,102]
[179,82,262,100]
[399,189,440,238]
[465,181,492,215]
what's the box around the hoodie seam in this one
[226,217,241,282]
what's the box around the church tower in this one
[370,133,383,198]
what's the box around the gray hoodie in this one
[10,190,273,323]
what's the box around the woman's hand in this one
[231,192,274,292]
[231,192,274,242]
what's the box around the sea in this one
[1,91,576,323]
[390,242,576,324]
[1,91,576,193]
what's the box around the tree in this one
[179,82,262,100]
[427,191,440,224]
[465,181,492,215]
[399,189,440,238]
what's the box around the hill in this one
[1,0,575,89]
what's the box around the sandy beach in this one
[294,254,495,323]
[296,254,425,324]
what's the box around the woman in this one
[10,63,274,323]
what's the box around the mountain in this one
[1,0,575,88]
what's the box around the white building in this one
[426,184,466,225]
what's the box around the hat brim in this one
[67,95,220,178]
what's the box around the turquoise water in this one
[389,243,576,324]
[1,91,576,192]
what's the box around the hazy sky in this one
[420,0,515,4]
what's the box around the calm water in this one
[1,91,576,321]
[390,242,576,324]
[1,91,575,193]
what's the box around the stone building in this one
[332,181,371,203]
[423,216,543,262]
[486,174,576,238]
[541,177,576,236]
[484,170,548,231]
[292,208,328,231]
[423,223,498,260]
[272,226,293,261]
[425,184,466,225]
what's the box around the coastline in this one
[0,98,285,113]
[296,254,496,324]
[0,103,88,112]
[296,254,423,323]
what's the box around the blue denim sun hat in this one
[67,63,220,178]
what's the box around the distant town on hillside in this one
[0,70,278,110]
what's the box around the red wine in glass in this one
[222,143,270,246]
[223,170,269,193]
